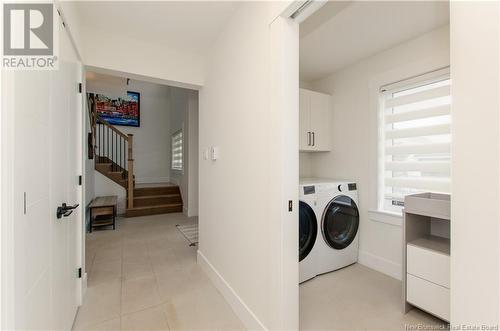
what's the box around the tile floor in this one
[300,263,448,330]
[76,213,447,331]
[73,213,245,331]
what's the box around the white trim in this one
[368,209,403,227]
[1,70,16,330]
[380,66,450,93]
[197,250,267,331]
[187,207,198,218]
[358,250,402,280]
[286,0,327,23]
[374,65,451,214]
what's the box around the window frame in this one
[377,67,451,214]
[171,129,184,172]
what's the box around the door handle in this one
[312,132,315,146]
[57,203,79,219]
[308,132,311,146]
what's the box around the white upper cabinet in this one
[299,88,332,152]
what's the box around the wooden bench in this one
[89,196,117,232]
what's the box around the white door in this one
[11,17,82,330]
[50,18,82,330]
[310,91,331,152]
[299,89,312,151]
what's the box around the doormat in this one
[175,222,198,246]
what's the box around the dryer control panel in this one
[338,183,357,192]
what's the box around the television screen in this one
[94,91,140,127]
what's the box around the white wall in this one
[169,87,199,217]
[299,152,312,178]
[87,77,171,185]
[81,27,205,89]
[58,1,84,60]
[87,77,171,213]
[450,2,500,325]
[94,172,127,215]
[198,2,298,330]
[306,25,450,279]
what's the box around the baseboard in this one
[82,272,88,301]
[358,250,402,280]
[187,207,198,218]
[135,177,170,184]
[197,250,267,331]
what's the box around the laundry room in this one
[297,1,451,329]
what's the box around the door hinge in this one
[77,268,82,278]
[78,83,82,93]
[288,200,293,212]
[23,192,27,214]
[78,175,82,186]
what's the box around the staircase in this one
[88,94,183,217]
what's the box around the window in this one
[171,130,183,171]
[379,69,451,213]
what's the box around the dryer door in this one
[299,201,317,262]
[322,195,359,250]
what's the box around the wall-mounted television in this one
[94,91,140,127]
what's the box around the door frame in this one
[1,70,17,331]
[267,2,326,329]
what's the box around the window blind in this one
[381,72,451,212]
[171,130,183,171]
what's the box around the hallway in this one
[73,214,244,330]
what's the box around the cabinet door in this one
[299,89,312,151]
[310,91,331,151]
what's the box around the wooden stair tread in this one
[127,203,182,210]
[134,194,180,200]
[135,186,177,189]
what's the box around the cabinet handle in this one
[308,132,311,146]
[312,132,315,146]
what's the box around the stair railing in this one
[127,134,134,209]
[88,93,135,209]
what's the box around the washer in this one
[316,180,360,275]
[299,180,321,283]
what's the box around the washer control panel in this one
[303,185,315,195]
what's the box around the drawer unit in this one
[407,241,450,288]
[403,193,450,322]
[407,274,450,321]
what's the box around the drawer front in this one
[407,244,450,288]
[407,274,450,322]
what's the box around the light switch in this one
[211,147,219,161]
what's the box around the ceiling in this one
[74,1,239,55]
[300,1,450,82]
